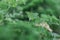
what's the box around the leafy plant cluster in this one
[0,0,60,40]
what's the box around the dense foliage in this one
[0,0,60,40]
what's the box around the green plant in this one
[0,0,60,40]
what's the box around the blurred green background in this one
[0,0,60,40]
